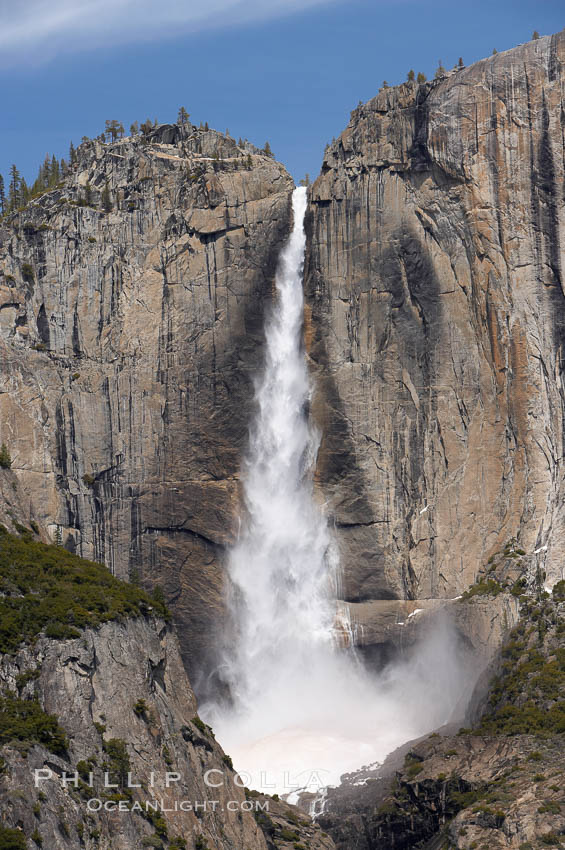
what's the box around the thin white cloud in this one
[0,0,336,65]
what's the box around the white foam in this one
[201,188,479,794]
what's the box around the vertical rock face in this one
[0,617,268,850]
[306,31,565,645]
[0,612,335,850]
[0,125,294,678]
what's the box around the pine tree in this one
[177,107,190,125]
[8,164,21,212]
[85,183,93,206]
[407,69,415,81]
[0,175,5,216]
[532,30,540,40]
[263,141,273,157]
[69,141,77,165]
[0,443,11,469]
[382,80,389,89]
[492,48,498,55]
[458,57,464,68]
[140,119,153,137]
[204,121,209,131]
[299,173,310,187]
[54,525,62,546]
[50,155,60,186]
[435,59,446,78]
[105,120,122,142]
[41,154,50,189]
[130,121,139,136]
[20,177,30,204]
[417,72,427,83]
[102,182,112,212]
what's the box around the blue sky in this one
[1,0,563,186]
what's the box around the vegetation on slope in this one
[0,826,26,850]
[476,585,565,735]
[0,693,67,755]
[0,525,169,654]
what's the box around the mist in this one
[199,187,481,794]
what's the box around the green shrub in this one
[21,263,34,283]
[162,744,173,767]
[278,828,299,841]
[0,527,169,653]
[552,580,565,602]
[540,833,561,846]
[406,762,423,777]
[192,715,214,738]
[102,738,130,788]
[223,754,233,770]
[76,759,93,780]
[133,698,148,717]
[15,668,40,690]
[404,753,424,778]
[0,693,67,754]
[0,826,27,849]
[538,801,561,814]
[462,579,503,600]
[0,444,11,469]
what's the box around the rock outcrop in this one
[315,587,565,850]
[0,125,294,680]
[0,531,334,850]
[306,30,565,656]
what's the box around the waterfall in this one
[201,187,478,794]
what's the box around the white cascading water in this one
[201,187,478,793]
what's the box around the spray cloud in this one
[201,187,479,792]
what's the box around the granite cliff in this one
[0,527,334,850]
[306,29,565,658]
[0,124,293,681]
[1,23,565,850]
[4,33,565,676]
[0,25,564,764]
